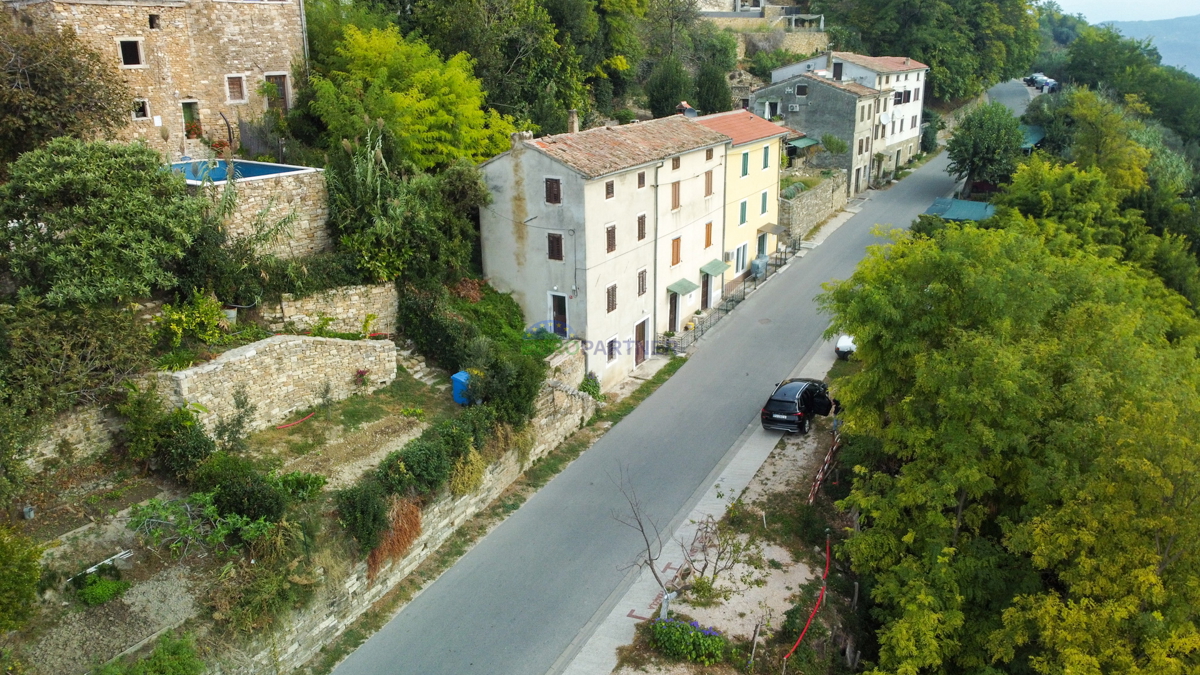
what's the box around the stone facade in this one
[779,170,848,240]
[215,344,595,675]
[154,335,397,433]
[5,0,305,161]
[255,283,398,334]
[26,405,121,473]
[220,167,331,259]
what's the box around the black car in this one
[760,378,835,434]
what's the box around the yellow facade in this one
[719,135,786,291]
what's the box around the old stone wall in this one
[779,169,848,239]
[154,335,397,433]
[738,30,828,59]
[254,283,398,334]
[25,406,121,473]
[221,169,331,259]
[216,343,595,675]
[6,0,304,161]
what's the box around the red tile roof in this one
[691,110,790,147]
[833,51,929,73]
[527,116,729,179]
[797,71,880,98]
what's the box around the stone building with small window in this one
[479,115,729,391]
[4,0,305,160]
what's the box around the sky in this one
[1051,0,1198,23]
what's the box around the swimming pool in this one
[170,159,316,184]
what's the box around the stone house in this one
[4,0,306,160]
[479,116,730,391]
[690,110,789,293]
[751,70,885,194]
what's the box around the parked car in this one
[761,378,836,434]
[835,335,856,360]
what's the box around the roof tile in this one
[833,51,929,73]
[690,110,792,146]
[527,116,729,179]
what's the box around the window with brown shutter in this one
[607,338,618,361]
[547,233,563,260]
[671,237,681,266]
[606,284,617,313]
[606,225,616,253]
[638,171,646,188]
[637,214,646,241]
[914,87,920,101]
[705,222,712,248]
[706,148,713,161]
[672,156,681,170]
[605,180,614,199]
[671,181,681,210]
[903,90,912,103]
[638,269,647,296]
[705,170,713,197]
[894,91,903,106]
[545,178,561,204]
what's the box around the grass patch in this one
[594,356,686,426]
[340,397,388,430]
[826,356,863,382]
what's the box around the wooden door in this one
[701,275,711,310]
[551,294,567,336]
[669,293,679,332]
[635,321,646,365]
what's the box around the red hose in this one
[783,534,831,661]
[276,411,315,429]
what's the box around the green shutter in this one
[761,191,768,214]
[740,201,747,224]
[741,152,749,176]
[763,146,769,169]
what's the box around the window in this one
[119,40,142,67]
[741,152,749,177]
[762,145,769,169]
[605,180,615,199]
[704,170,713,197]
[912,115,918,128]
[885,75,890,84]
[547,233,564,261]
[638,171,646,188]
[226,75,246,103]
[637,214,647,241]
[916,72,921,81]
[149,14,160,28]
[705,222,713,248]
[264,74,289,112]
[900,118,905,132]
[671,181,681,210]
[671,237,682,266]
[891,121,896,135]
[894,91,903,106]
[735,243,748,273]
[914,87,920,101]
[132,99,150,120]
[903,90,912,103]
[797,85,808,96]
[706,148,714,161]
[545,178,561,204]
[874,124,880,140]
[672,156,681,170]
[607,338,618,362]
[761,190,768,215]
[638,269,647,296]
[874,99,880,114]
[606,224,617,253]
[739,200,748,225]
[606,284,617,313]
[857,138,864,155]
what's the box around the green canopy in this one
[925,197,996,222]
[667,278,700,295]
[700,259,731,276]
[1020,124,1046,150]
[788,137,820,149]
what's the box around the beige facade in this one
[6,0,305,160]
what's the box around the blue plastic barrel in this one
[451,371,471,405]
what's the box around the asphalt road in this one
[987,78,1035,117]
[333,84,1030,674]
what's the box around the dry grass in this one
[367,497,422,582]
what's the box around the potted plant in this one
[185,120,203,139]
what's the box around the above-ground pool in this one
[170,159,316,184]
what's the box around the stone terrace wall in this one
[25,405,121,473]
[254,283,398,334]
[215,344,594,675]
[155,336,396,433]
[224,169,331,260]
[779,170,848,240]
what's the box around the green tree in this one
[309,25,516,170]
[645,56,692,118]
[694,62,731,115]
[0,138,206,306]
[945,101,1024,191]
[1065,88,1151,194]
[0,527,41,631]
[0,22,131,171]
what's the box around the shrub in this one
[214,386,256,453]
[192,453,286,522]
[116,382,170,462]
[275,471,327,502]
[156,291,225,347]
[158,408,216,480]
[648,618,727,665]
[77,573,130,606]
[366,497,422,580]
[335,479,390,553]
[93,634,204,675]
[0,527,42,631]
[208,520,318,633]
[395,436,452,495]
[397,282,480,370]
[376,451,416,495]
[579,371,602,400]
[449,449,486,496]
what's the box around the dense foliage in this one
[0,527,41,631]
[648,618,727,665]
[945,101,1024,187]
[93,634,204,675]
[0,139,207,306]
[0,23,131,171]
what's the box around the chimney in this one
[510,130,533,151]
[568,109,579,134]
[904,57,910,65]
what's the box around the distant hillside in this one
[1106,14,1200,77]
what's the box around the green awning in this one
[667,278,700,295]
[1020,124,1045,150]
[700,259,731,276]
[788,137,820,149]
[757,223,788,237]
[925,197,996,222]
